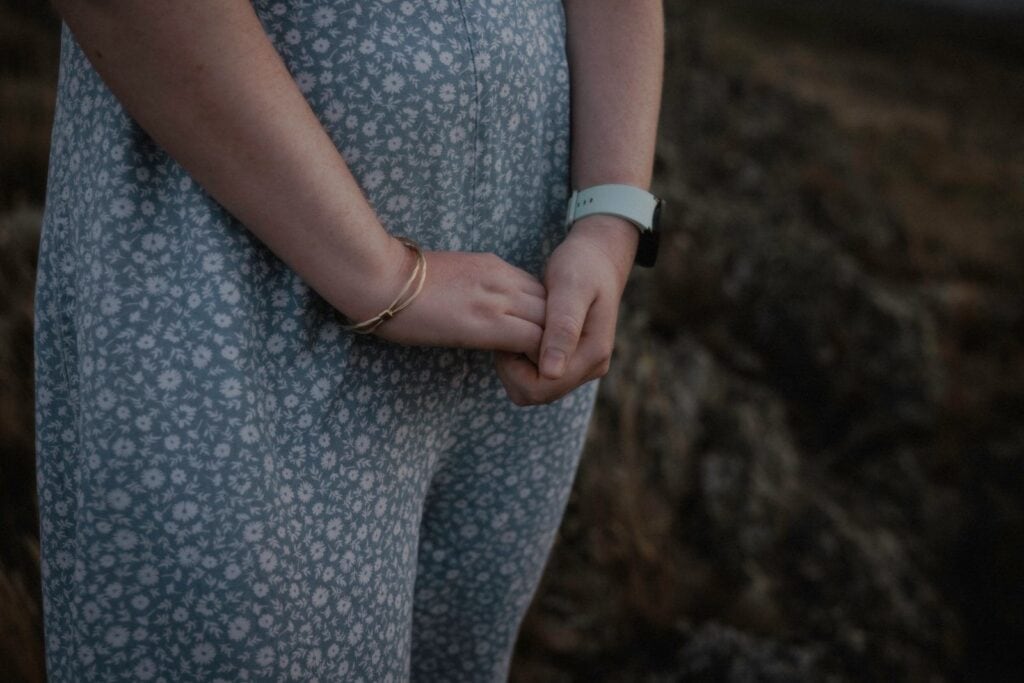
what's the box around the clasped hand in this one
[494,215,635,406]
[368,215,635,406]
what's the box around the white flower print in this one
[107,489,131,510]
[140,232,166,251]
[191,345,212,368]
[218,281,240,304]
[172,500,199,521]
[112,437,135,458]
[363,169,385,190]
[144,275,168,295]
[258,549,278,573]
[134,659,157,681]
[266,333,285,354]
[201,252,223,273]
[178,546,201,566]
[243,521,263,543]
[191,642,216,665]
[105,626,130,648]
[157,369,182,391]
[413,50,432,72]
[227,616,251,641]
[220,378,242,398]
[35,1,601,679]
[256,646,275,667]
[382,72,405,93]
[294,71,316,93]
[239,423,260,444]
[99,294,121,316]
[110,197,135,218]
[113,529,138,550]
[312,6,336,27]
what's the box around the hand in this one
[365,247,548,357]
[493,215,636,406]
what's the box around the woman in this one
[33,0,663,679]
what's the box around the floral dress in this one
[33,1,600,681]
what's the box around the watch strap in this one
[564,183,659,233]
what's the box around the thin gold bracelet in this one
[342,236,427,334]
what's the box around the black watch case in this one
[634,197,663,268]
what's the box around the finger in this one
[539,281,593,380]
[503,293,618,404]
[494,341,582,406]
[509,268,547,299]
[486,317,543,357]
[519,277,547,300]
[576,291,618,379]
[505,290,546,327]
[493,351,540,406]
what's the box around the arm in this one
[563,0,664,271]
[495,0,664,405]
[52,0,548,352]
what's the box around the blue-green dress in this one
[33,1,600,681]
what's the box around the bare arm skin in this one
[51,0,548,354]
[495,0,664,405]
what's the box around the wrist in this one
[334,233,417,323]
[566,214,638,283]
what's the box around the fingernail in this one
[543,349,566,377]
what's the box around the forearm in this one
[51,0,409,321]
[562,0,664,269]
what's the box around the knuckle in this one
[512,391,533,407]
[469,297,500,321]
[549,311,583,341]
[521,387,546,406]
[591,342,614,366]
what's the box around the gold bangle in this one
[342,236,427,334]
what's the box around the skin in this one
[50,0,663,406]
[495,0,665,406]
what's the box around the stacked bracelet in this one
[342,236,427,335]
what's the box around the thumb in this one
[539,283,589,380]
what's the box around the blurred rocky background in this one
[2,0,1023,681]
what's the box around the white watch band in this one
[563,183,658,233]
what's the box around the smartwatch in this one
[563,183,664,267]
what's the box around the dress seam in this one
[455,0,481,251]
